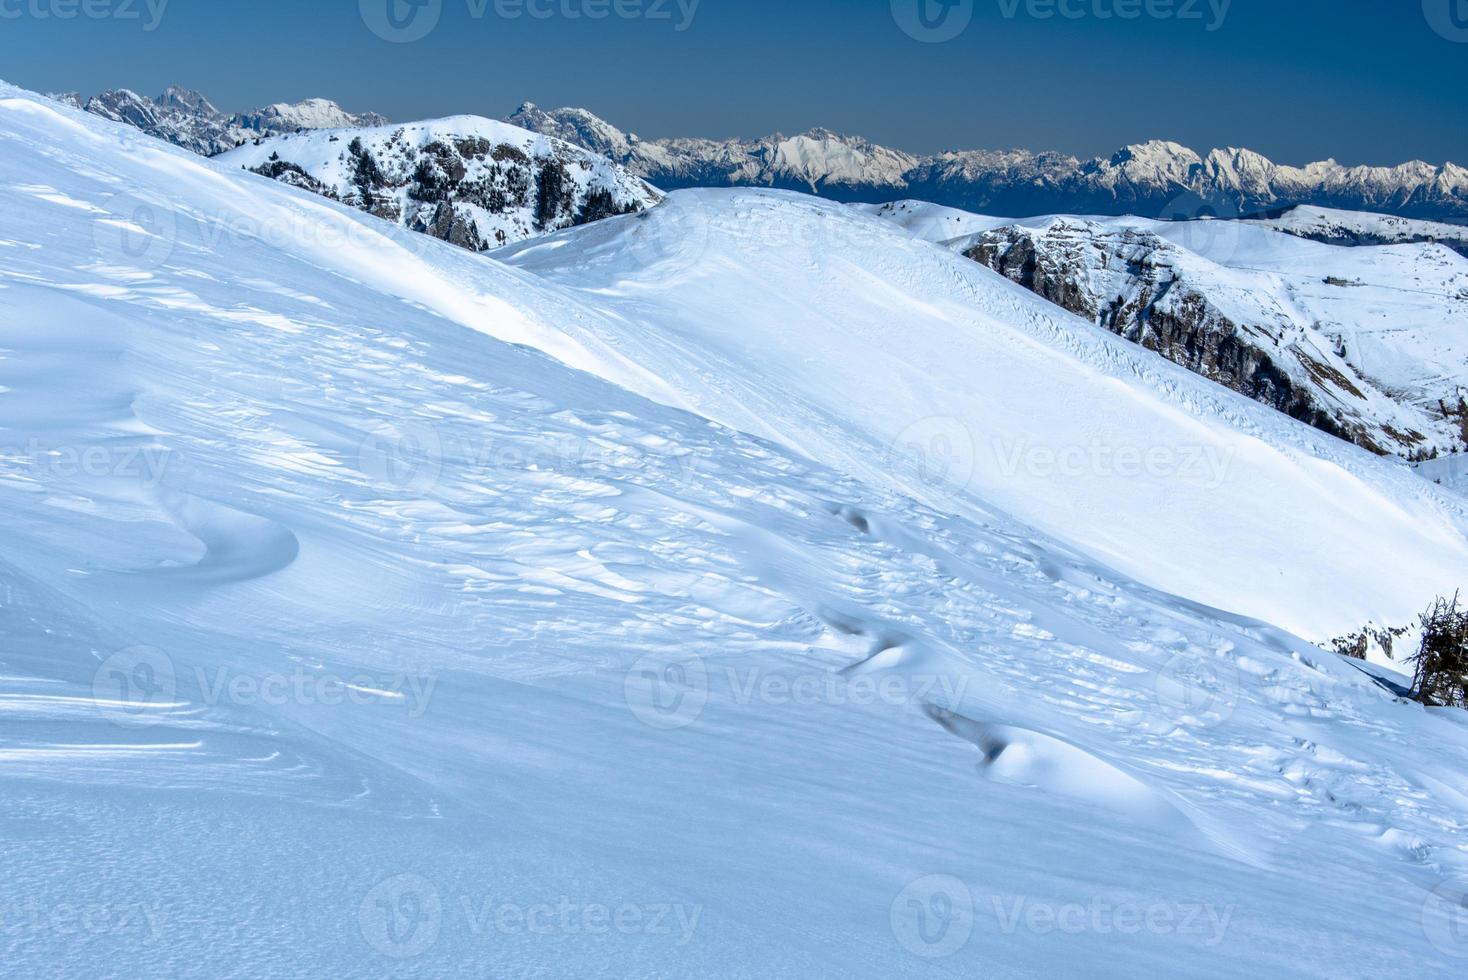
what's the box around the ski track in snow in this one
[0,87,1466,977]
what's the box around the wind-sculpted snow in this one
[3,85,1468,978]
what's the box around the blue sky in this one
[1,0,1465,164]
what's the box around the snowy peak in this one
[156,84,219,116]
[234,97,388,134]
[507,105,917,198]
[1098,139,1203,178]
[506,102,637,160]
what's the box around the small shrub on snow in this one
[1410,594,1468,709]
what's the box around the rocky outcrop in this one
[220,118,661,251]
[963,221,1467,459]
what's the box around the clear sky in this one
[1,0,1465,165]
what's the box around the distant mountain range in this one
[50,88,1468,225]
[48,87,386,156]
[507,103,1468,225]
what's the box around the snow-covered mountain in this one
[510,105,1468,223]
[49,86,386,156]
[508,102,917,198]
[868,202,1468,460]
[1244,204,1468,257]
[219,118,661,250]
[7,82,1468,978]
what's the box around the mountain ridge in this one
[507,103,1468,224]
[48,87,1468,222]
[48,86,387,156]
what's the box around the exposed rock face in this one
[55,87,386,157]
[963,220,1467,459]
[218,118,662,251]
[510,105,1468,223]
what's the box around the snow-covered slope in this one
[1244,204,1468,257]
[852,199,1015,240]
[510,105,1468,222]
[218,117,662,250]
[499,191,1468,640]
[55,86,386,156]
[951,217,1468,459]
[6,84,1468,979]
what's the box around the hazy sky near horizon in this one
[1,0,1464,164]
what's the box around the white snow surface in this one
[853,199,1016,240]
[4,85,1468,979]
[503,192,1468,640]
